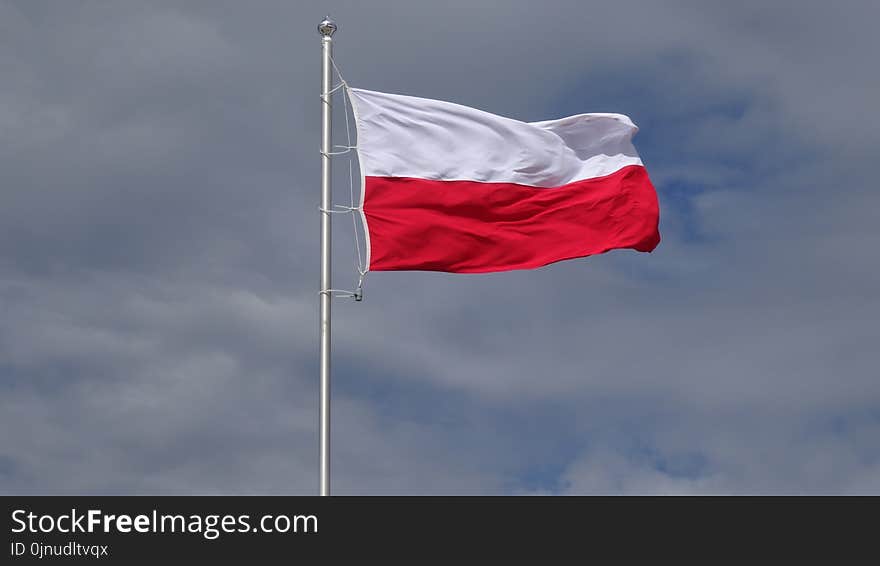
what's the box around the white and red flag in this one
[348,88,660,273]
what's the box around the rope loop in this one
[320,53,368,301]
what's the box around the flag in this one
[348,88,660,273]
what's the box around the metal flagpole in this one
[318,16,336,496]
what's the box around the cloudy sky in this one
[1,0,878,494]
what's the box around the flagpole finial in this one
[318,17,337,37]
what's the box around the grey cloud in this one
[1,0,878,494]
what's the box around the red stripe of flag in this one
[364,164,660,273]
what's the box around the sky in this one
[1,0,878,494]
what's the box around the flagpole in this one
[318,16,336,496]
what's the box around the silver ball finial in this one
[318,17,337,37]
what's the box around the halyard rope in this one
[320,54,366,301]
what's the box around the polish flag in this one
[348,88,660,273]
